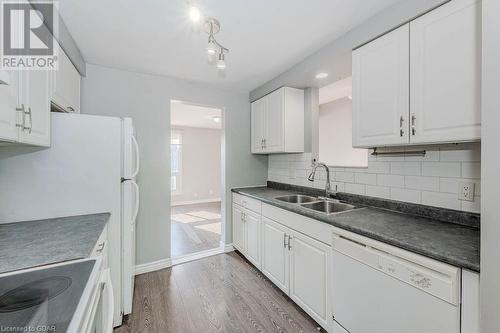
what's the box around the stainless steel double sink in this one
[274,194,356,215]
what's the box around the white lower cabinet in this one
[232,203,245,252]
[261,217,289,293]
[244,210,261,268]
[260,216,330,330]
[289,229,330,329]
[461,270,480,333]
[232,203,261,268]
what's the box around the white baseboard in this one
[134,244,234,275]
[134,258,172,276]
[223,243,234,253]
[171,247,223,266]
[171,198,221,206]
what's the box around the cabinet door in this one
[244,210,261,268]
[289,230,330,329]
[261,217,289,293]
[52,43,80,113]
[251,98,266,154]
[410,0,481,144]
[461,270,479,333]
[0,71,20,142]
[352,24,410,148]
[232,204,245,253]
[19,70,51,146]
[264,89,284,152]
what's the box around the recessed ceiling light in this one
[315,72,329,79]
[189,6,201,22]
[212,116,222,123]
[348,95,352,100]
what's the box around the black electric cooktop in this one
[0,260,95,332]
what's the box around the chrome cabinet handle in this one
[96,242,105,253]
[16,104,25,129]
[25,107,32,134]
[399,115,405,137]
[400,129,404,137]
[283,234,288,248]
[263,139,266,149]
[287,235,292,250]
[411,113,416,136]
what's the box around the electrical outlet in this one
[459,182,475,201]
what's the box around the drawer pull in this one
[96,242,105,253]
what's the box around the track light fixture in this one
[203,18,229,71]
[189,4,229,71]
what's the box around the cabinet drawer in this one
[232,193,261,214]
[262,203,332,245]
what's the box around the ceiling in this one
[171,101,222,129]
[58,0,402,93]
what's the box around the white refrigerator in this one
[0,112,140,327]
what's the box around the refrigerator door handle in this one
[131,135,140,179]
[131,180,140,225]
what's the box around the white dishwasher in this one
[331,227,461,333]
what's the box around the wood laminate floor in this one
[171,202,221,257]
[115,252,325,333]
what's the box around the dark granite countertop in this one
[0,213,110,274]
[232,186,480,272]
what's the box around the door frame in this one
[168,99,227,263]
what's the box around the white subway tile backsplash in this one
[336,171,355,183]
[377,174,405,188]
[421,191,461,210]
[461,198,481,214]
[366,161,390,174]
[391,162,421,176]
[422,162,461,177]
[366,185,391,199]
[355,173,377,185]
[440,148,481,162]
[461,162,481,178]
[345,183,366,195]
[405,176,440,191]
[268,144,481,213]
[391,188,421,204]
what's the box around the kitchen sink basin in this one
[301,200,355,214]
[275,194,318,204]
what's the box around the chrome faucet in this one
[308,162,335,199]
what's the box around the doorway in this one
[170,100,224,260]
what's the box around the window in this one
[171,131,182,193]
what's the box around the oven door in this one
[84,268,114,333]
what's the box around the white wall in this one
[81,64,268,265]
[480,0,500,331]
[269,143,481,213]
[319,97,368,167]
[171,126,221,204]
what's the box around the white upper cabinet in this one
[52,42,81,113]
[352,24,410,148]
[18,69,51,146]
[250,97,266,153]
[410,0,481,144]
[251,87,304,154]
[0,69,51,147]
[352,0,481,148]
[0,71,21,142]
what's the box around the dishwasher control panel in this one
[332,228,460,306]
